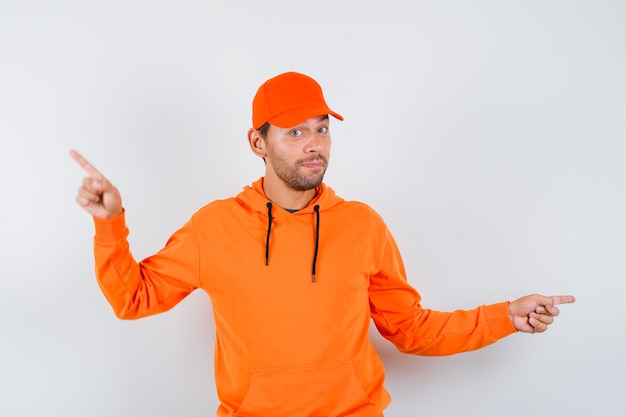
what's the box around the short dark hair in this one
[259,122,270,139]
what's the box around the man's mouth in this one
[299,156,327,168]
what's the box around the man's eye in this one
[318,127,328,134]
[289,129,303,137]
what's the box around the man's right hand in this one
[70,150,123,219]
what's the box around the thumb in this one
[92,175,111,192]
[546,294,576,314]
[541,296,562,316]
[545,303,559,315]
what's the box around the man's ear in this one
[247,128,267,158]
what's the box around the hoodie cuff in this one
[484,301,518,340]
[93,209,127,243]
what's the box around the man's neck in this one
[262,176,317,210]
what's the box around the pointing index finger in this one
[69,149,104,181]
[551,295,576,305]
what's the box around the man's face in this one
[264,115,331,191]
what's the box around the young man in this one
[71,72,575,417]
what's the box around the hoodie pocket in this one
[234,363,378,417]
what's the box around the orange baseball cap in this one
[252,72,344,129]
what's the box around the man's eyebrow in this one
[314,115,329,124]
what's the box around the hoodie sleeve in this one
[368,225,517,356]
[92,210,201,320]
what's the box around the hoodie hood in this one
[236,177,345,216]
[236,178,345,282]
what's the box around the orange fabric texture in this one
[92,178,516,417]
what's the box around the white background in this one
[1,1,624,416]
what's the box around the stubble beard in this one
[269,153,329,192]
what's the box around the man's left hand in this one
[509,294,576,333]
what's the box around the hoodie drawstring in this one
[264,202,320,284]
[265,202,273,266]
[311,205,320,283]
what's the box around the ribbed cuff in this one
[93,209,127,243]
[484,301,518,340]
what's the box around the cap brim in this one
[268,105,344,128]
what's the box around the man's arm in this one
[368,223,575,355]
[70,150,199,319]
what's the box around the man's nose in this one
[305,131,323,152]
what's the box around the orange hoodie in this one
[92,178,516,417]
